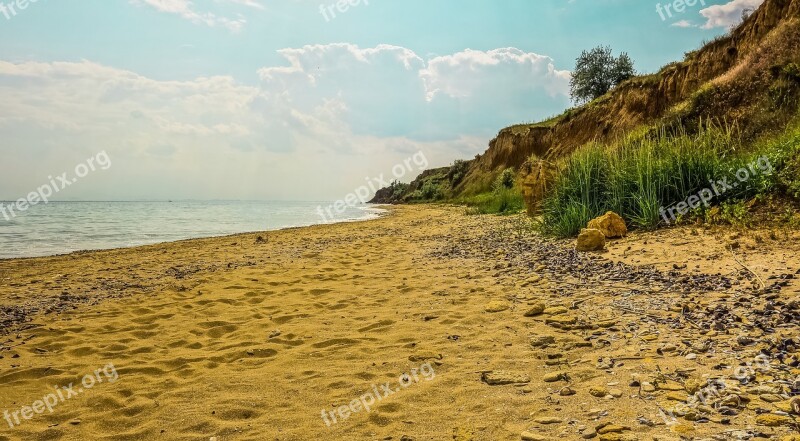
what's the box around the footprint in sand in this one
[377,402,402,413]
[327,380,353,389]
[269,335,305,348]
[357,320,395,333]
[213,407,262,422]
[0,367,65,384]
[328,301,350,310]
[245,348,278,358]
[272,313,310,324]
[197,321,239,338]
[67,346,96,357]
[311,338,360,349]
[368,413,393,427]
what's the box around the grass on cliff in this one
[460,169,525,215]
[539,122,800,237]
[460,188,525,215]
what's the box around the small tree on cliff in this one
[570,46,636,104]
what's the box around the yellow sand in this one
[1,205,798,441]
[0,206,549,440]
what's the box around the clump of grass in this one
[761,124,800,198]
[463,189,525,215]
[462,169,525,215]
[539,123,751,236]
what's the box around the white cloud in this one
[0,44,572,200]
[699,0,764,29]
[420,48,570,101]
[226,0,265,10]
[671,19,694,28]
[257,44,570,138]
[129,0,264,32]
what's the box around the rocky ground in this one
[434,212,800,440]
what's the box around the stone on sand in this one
[587,211,628,238]
[485,300,509,313]
[524,302,546,317]
[576,228,605,252]
[534,416,562,424]
[521,432,547,441]
[481,371,531,385]
[530,335,556,348]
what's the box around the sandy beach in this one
[1,205,799,441]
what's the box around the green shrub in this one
[493,168,516,191]
[420,180,444,200]
[447,160,469,185]
[388,180,409,200]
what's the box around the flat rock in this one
[481,371,530,385]
[485,300,509,313]
[524,303,546,317]
[530,335,556,348]
[534,416,562,424]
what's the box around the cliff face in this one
[454,0,800,198]
[370,0,800,206]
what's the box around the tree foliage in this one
[447,159,469,185]
[570,46,636,104]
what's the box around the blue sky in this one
[0,0,761,201]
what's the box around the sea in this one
[0,201,384,259]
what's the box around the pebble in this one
[543,306,568,315]
[589,387,608,398]
[559,386,576,396]
[534,417,562,424]
[524,302,546,317]
[543,372,567,383]
[756,413,793,427]
[481,371,530,385]
[485,300,509,313]
[521,432,547,441]
[530,335,556,348]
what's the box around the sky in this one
[0,0,763,201]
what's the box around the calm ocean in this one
[0,201,383,259]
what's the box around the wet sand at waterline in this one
[1,206,799,440]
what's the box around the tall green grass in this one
[540,123,754,237]
[462,187,525,215]
[460,169,525,215]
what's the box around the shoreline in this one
[0,205,393,334]
[0,204,390,262]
